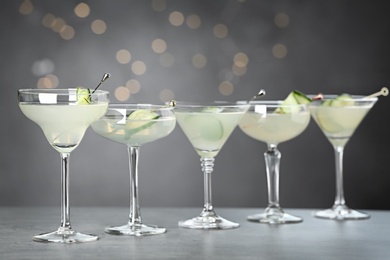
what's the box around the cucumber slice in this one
[76,87,92,105]
[275,90,311,113]
[293,90,312,104]
[315,94,355,133]
[331,94,354,107]
[201,107,223,140]
[201,117,223,141]
[184,115,223,141]
[315,108,343,133]
[125,109,160,139]
[322,99,332,106]
[128,109,159,121]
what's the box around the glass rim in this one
[17,88,109,95]
[242,100,308,108]
[307,94,378,102]
[170,100,250,108]
[107,103,174,110]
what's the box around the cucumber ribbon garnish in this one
[77,73,110,104]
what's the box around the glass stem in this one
[334,146,346,206]
[60,152,72,231]
[128,146,142,226]
[201,157,215,214]
[264,144,282,212]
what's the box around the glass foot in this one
[247,209,303,224]
[314,204,370,220]
[178,210,239,230]
[33,228,98,243]
[105,223,166,236]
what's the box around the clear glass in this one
[91,104,176,236]
[308,95,377,220]
[17,88,109,243]
[173,101,250,229]
[238,101,311,224]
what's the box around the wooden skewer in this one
[365,87,389,99]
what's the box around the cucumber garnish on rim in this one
[329,94,354,107]
[76,73,111,105]
[76,87,92,104]
[275,90,311,113]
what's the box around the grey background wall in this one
[1,0,390,210]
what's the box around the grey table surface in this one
[0,207,389,260]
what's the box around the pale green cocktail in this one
[239,101,310,224]
[310,102,372,147]
[18,88,109,243]
[175,110,245,158]
[91,104,176,236]
[309,94,377,220]
[92,109,175,147]
[239,110,310,145]
[174,102,250,230]
[20,103,108,153]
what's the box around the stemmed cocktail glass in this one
[91,104,176,236]
[173,101,250,229]
[238,101,310,224]
[309,95,378,220]
[18,88,109,243]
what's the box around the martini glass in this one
[91,104,176,236]
[173,101,250,229]
[17,88,109,243]
[238,101,310,224]
[309,95,377,220]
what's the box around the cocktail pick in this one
[92,73,111,93]
[365,87,389,99]
[249,89,266,101]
